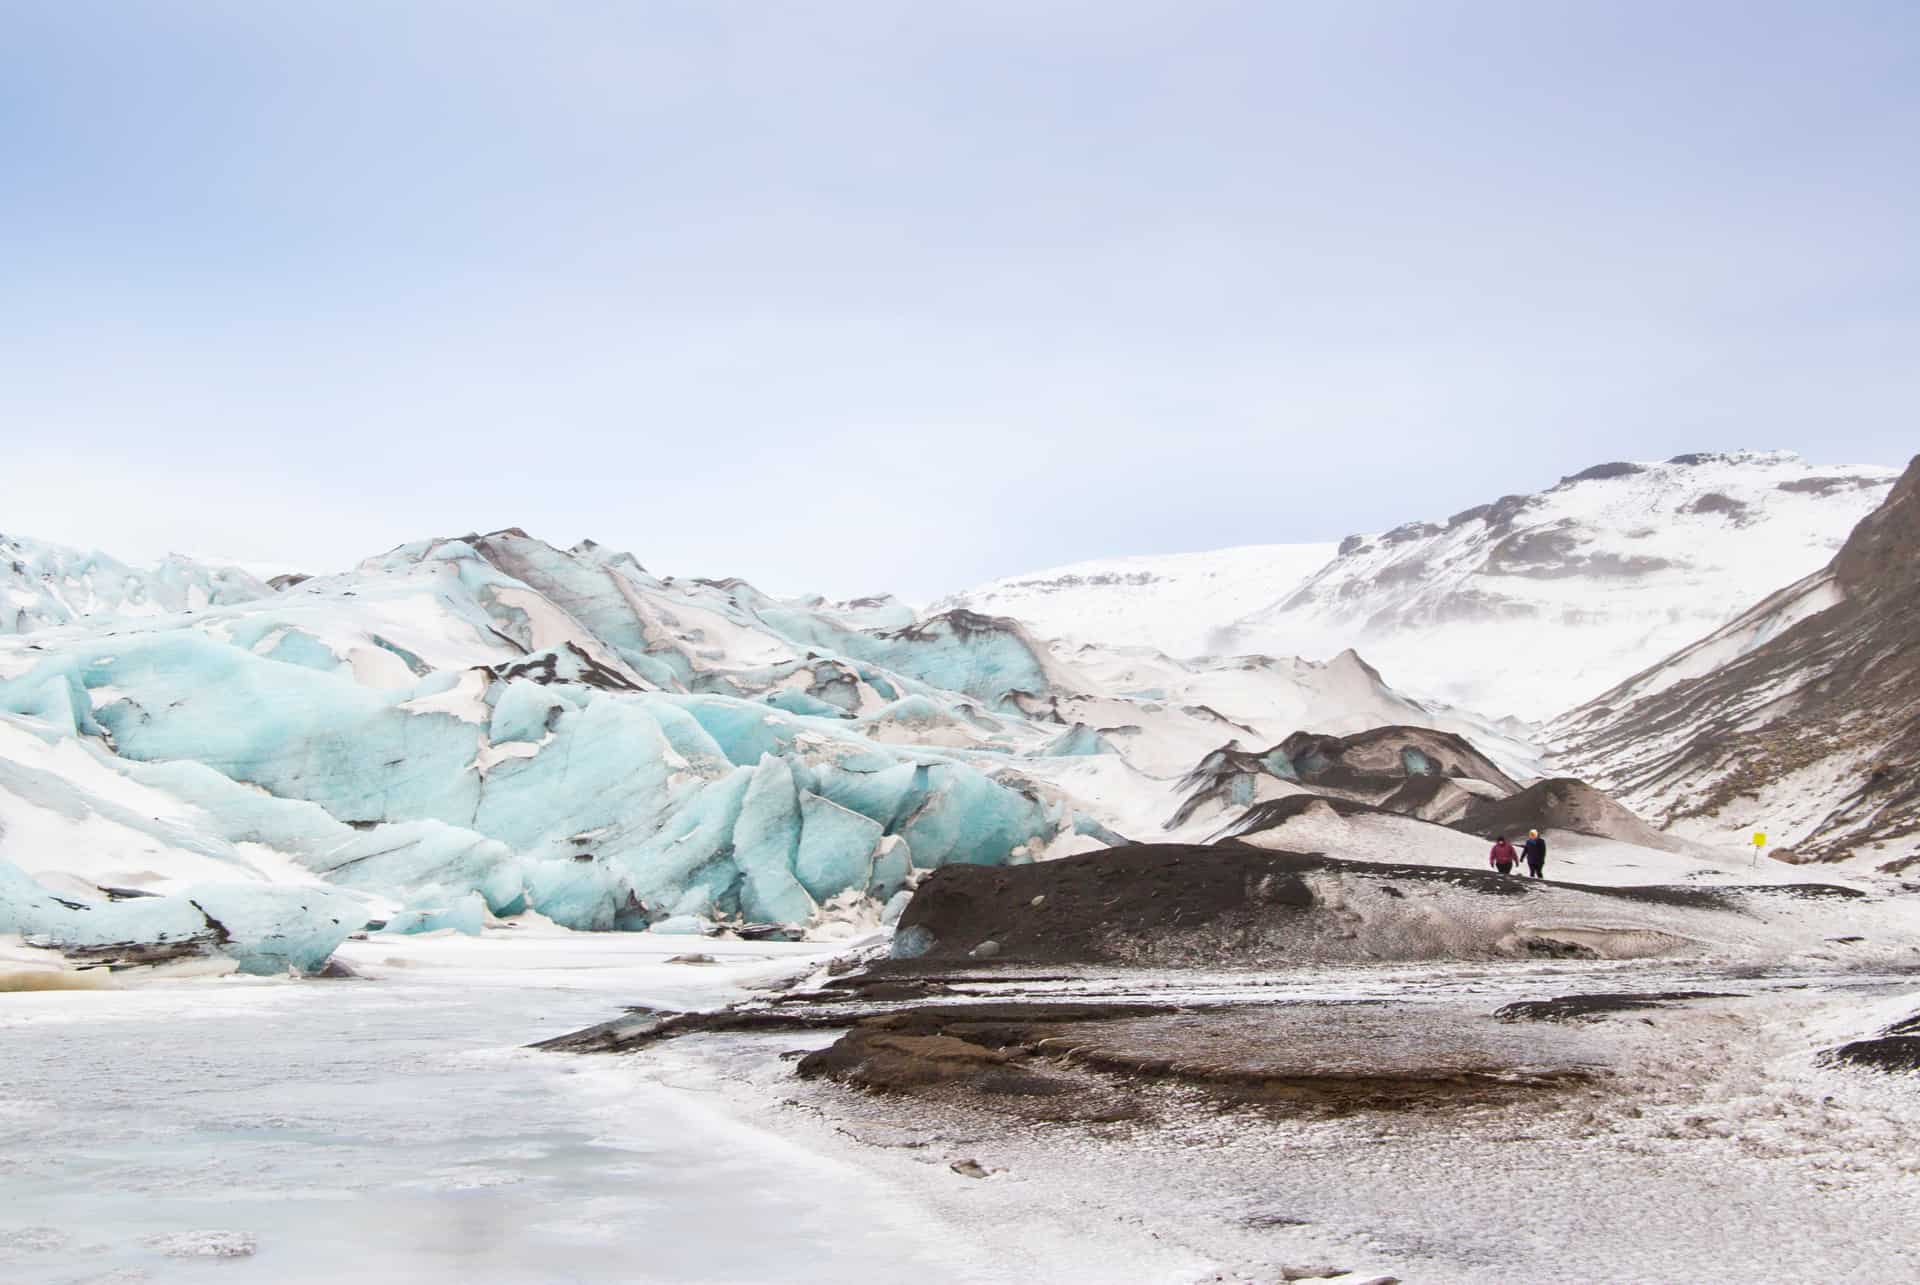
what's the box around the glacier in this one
[2,532,271,635]
[0,531,1098,969]
[0,858,359,975]
[0,523,1555,975]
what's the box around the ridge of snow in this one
[1221,451,1895,720]
[933,541,1339,658]
[941,453,1896,720]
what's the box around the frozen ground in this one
[653,960,1920,1284]
[5,930,1916,1284]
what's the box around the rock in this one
[1030,895,1046,908]
[970,939,1002,959]
[948,1158,991,1179]
[1279,1268,1346,1282]
[1241,1212,1311,1229]
[880,889,914,926]
[666,952,716,965]
[734,924,805,943]
[1820,1035,1920,1073]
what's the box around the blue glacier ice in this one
[731,755,816,925]
[1044,723,1117,757]
[793,791,886,902]
[378,893,488,936]
[0,526,1088,965]
[489,679,565,744]
[865,834,913,901]
[0,859,361,974]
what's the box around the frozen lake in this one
[0,932,982,1285]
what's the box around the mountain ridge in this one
[1552,453,1920,868]
[944,450,1895,721]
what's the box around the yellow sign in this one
[1753,832,1767,848]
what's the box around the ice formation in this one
[0,858,357,975]
[0,531,1104,967]
[1,533,270,634]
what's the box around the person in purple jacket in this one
[1522,830,1548,878]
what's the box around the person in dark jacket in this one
[1522,830,1547,878]
[1489,836,1518,875]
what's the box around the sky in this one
[3,1,1915,599]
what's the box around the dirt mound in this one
[1213,793,1381,839]
[1814,1005,1920,1074]
[1820,1036,1920,1073]
[794,1002,1174,1104]
[1456,777,1681,849]
[797,1000,1607,1115]
[1282,726,1521,797]
[1494,991,1741,1023]
[889,842,1750,968]
[1375,772,1501,824]
[894,844,1318,967]
[1170,725,1521,832]
[1166,741,1300,828]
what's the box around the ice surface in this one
[731,755,816,925]
[377,892,488,936]
[0,935,1050,1284]
[487,678,564,744]
[793,791,886,902]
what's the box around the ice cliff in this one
[0,532,1096,968]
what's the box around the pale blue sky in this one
[3,1,1915,597]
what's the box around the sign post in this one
[1752,831,1767,867]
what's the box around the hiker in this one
[1489,835,1518,876]
[1522,830,1547,878]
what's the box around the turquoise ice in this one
[0,528,1078,967]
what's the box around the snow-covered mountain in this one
[944,452,1894,722]
[1220,451,1895,719]
[1,533,271,634]
[935,542,1337,659]
[1552,453,1920,871]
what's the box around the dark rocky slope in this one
[888,842,1867,968]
